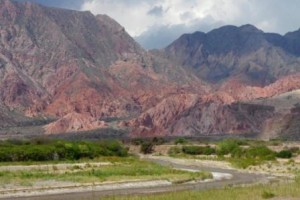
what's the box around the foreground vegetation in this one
[1,136,299,197]
[0,138,212,189]
[0,156,212,188]
[0,139,128,162]
[0,157,211,187]
[167,138,299,168]
[106,177,300,200]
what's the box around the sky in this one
[15,0,300,49]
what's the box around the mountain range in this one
[0,0,300,139]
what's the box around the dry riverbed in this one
[0,157,212,199]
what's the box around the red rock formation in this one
[0,1,300,138]
[44,112,108,134]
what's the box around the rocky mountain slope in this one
[0,0,206,135]
[130,25,300,138]
[250,90,300,139]
[0,0,299,139]
[164,24,300,85]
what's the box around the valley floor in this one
[0,155,276,200]
[1,139,300,199]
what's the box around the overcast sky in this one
[15,0,300,49]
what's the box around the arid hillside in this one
[0,0,300,139]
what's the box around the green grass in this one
[105,178,300,200]
[0,157,212,187]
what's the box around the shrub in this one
[140,142,154,154]
[99,140,128,157]
[230,147,244,158]
[202,146,216,155]
[182,146,199,155]
[217,139,242,156]
[230,146,276,168]
[232,139,249,146]
[0,139,128,162]
[276,150,292,159]
[174,138,188,145]
[182,146,216,155]
[246,146,276,161]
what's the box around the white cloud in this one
[80,0,300,49]
[81,0,157,36]
[80,0,236,36]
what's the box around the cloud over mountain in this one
[14,0,300,49]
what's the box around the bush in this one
[246,146,276,161]
[276,150,292,159]
[217,139,242,156]
[182,146,216,155]
[174,138,188,145]
[232,139,249,146]
[140,142,154,154]
[229,146,276,169]
[0,139,128,162]
[98,140,128,157]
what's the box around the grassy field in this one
[105,177,300,200]
[0,157,211,188]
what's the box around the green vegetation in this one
[174,138,188,145]
[218,141,276,168]
[131,137,166,146]
[261,190,275,199]
[276,150,293,159]
[105,177,300,200]
[132,137,166,154]
[140,142,154,154]
[0,157,211,186]
[245,146,276,160]
[0,138,213,187]
[0,139,128,162]
[216,139,243,157]
[168,146,182,156]
[182,146,215,155]
[167,139,293,168]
